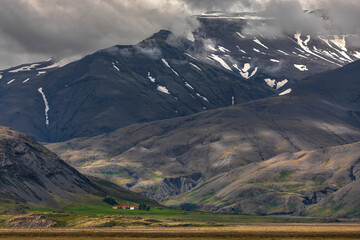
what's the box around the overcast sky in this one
[0,0,359,69]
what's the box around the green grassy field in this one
[2,202,347,229]
[1,202,359,239]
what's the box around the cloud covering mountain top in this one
[0,0,359,69]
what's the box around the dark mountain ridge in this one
[0,30,276,142]
[0,126,158,207]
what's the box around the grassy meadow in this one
[1,201,359,239]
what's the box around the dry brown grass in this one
[0,223,360,239]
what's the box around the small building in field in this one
[113,206,135,210]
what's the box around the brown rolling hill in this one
[165,141,360,218]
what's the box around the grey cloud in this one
[0,0,197,69]
[261,0,323,35]
[135,46,162,59]
[0,0,360,69]
[242,0,360,38]
[322,0,360,35]
[182,0,261,12]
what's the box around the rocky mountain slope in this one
[0,126,158,207]
[46,60,360,217]
[0,30,274,142]
[1,13,360,142]
[165,141,360,218]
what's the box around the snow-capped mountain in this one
[0,30,275,142]
[192,11,360,82]
[0,13,359,142]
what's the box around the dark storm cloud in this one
[0,0,198,69]
[0,0,360,69]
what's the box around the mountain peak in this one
[147,30,172,41]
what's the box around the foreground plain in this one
[1,224,360,239]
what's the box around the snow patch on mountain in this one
[0,73,2,80]
[147,72,156,82]
[294,33,311,52]
[294,64,308,71]
[354,51,360,59]
[295,47,306,54]
[218,46,231,53]
[277,50,289,56]
[264,78,288,90]
[321,38,353,63]
[38,87,50,126]
[276,79,288,90]
[264,78,276,88]
[162,58,179,76]
[37,71,46,76]
[37,64,59,70]
[233,63,258,79]
[7,79,15,85]
[185,82,194,90]
[279,88,292,96]
[37,59,69,70]
[37,59,68,70]
[330,35,347,52]
[236,32,246,39]
[270,59,280,63]
[157,86,170,95]
[209,54,232,71]
[184,53,198,61]
[237,46,247,54]
[9,64,40,73]
[206,45,217,52]
[294,33,341,66]
[249,67,258,78]
[186,32,195,42]
[112,62,120,72]
[196,93,209,102]
[189,63,202,71]
[242,63,251,72]
[253,38,268,49]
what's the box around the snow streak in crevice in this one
[38,87,50,126]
